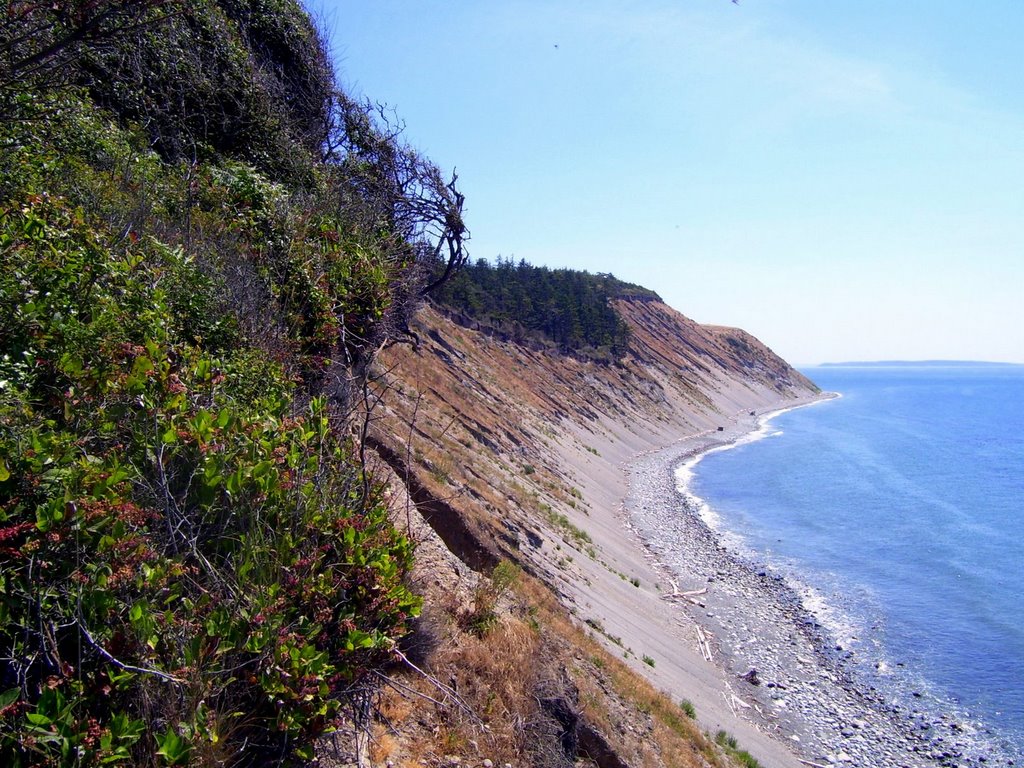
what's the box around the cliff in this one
[372,297,815,569]
[358,296,820,767]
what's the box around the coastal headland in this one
[6,3,1015,763]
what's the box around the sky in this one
[305,0,1024,365]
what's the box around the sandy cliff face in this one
[362,297,819,767]
[370,298,814,575]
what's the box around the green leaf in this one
[0,459,9,482]
[136,355,154,373]
[0,687,19,708]
[156,727,190,765]
[25,712,52,727]
[251,460,272,479]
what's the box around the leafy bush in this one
[463,561,521,637]
[86,0,331,184]
[679,698,696,719]
[715,730,763,768]
[0,192,420,765]
[0,0,472,760]
[0,81,430,768]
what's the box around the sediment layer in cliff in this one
[360,296,819,767]
[372,296,816,574]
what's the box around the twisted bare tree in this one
[326,91,468,297]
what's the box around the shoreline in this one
[622,395,1014,768]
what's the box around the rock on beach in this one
[623,414,1015,768]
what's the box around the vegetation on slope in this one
[0,1,465,764]
[429,256,660,359]
[366,565,733,768]
[0,3,791,767]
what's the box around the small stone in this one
[483,761,494,768]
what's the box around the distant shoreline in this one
[816,360,1023,368]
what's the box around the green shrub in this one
[0,151,419,766]
[0,1,465,761]
[464,560,521,637]
[715,730,763,768]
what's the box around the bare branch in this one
[77,618,183,684]
[324,92,469,298]
[0,1,180,95]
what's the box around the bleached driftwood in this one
[724,690,737,717]
[695,624,714,662]
[661,585,708,607]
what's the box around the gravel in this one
[623,417,1018,768]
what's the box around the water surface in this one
[682,364,1024,759]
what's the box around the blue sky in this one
[306,1,1024,364]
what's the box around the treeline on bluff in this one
[429,257,660,360]
[0,2,466,765]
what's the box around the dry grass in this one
[356,541,731,768]
[514,575,727,768]
[375,614,542,766]
[444,618,540,720]
[364,308,756,768]
[368,731,398,764]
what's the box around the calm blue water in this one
[686,365,1024,758]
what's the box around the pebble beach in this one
[622,407,1016,768]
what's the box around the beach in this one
[615,403,1014,768]
[382,303,1020,766]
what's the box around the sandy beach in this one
[613,403,1015,768]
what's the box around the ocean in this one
[678,364,1024,761]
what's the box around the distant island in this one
[818,360,1023,368]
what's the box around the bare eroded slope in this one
[361,297,820,767]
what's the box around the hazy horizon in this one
[806,359,1024,367]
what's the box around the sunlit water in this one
[681,365,1024,759]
